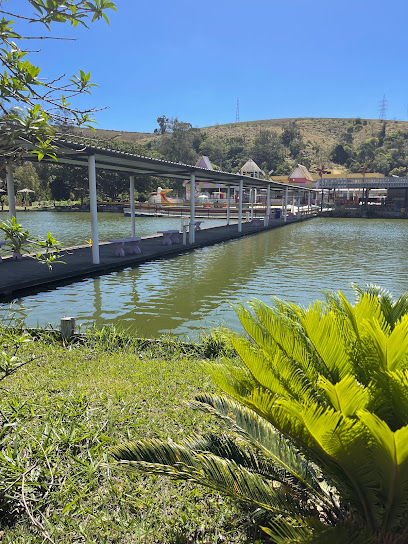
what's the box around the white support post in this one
[265,185,271,226]
[284,187,288,223]
[308,191,311,215]
[130,175,135,237]
[88,154,100,264]
[292,195,295,216]
[182,219,188,245]
[6,165,16,219]
[238,179,243,232]
[189,172,196,244]
[250,188,254,219]
[226,186,231,225]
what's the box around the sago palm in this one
[111,285,408,543]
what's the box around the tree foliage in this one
[152,116,202,165]
[0,0,117,166]
[112,285,408,543]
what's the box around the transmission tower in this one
[379,94,388,120]
[235,97,240,123]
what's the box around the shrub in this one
[111,285,408,543]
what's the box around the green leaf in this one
[319,374,370,416]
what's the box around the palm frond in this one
[191,394,329,501]
[202,359,256,400]
[226,334,290,397]
[352,283,408,333]
[389,293,408,329]
[229,333,321,405]
[280,399,380,529]
[111,439,316,517]
[261,516,313,543]
[386,370,408,427]
[298,303,353,382]
[263,517,374,544]
[338,291,385,341]
[236,301,322,386]
[184,432,315,498]
[358,412,408,533]
[318,374,370,417]
[385,315,408,371]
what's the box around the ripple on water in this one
[2,217,408,339]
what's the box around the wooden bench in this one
[108,237,141,257]
[157,230,180,245]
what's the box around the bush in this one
[112,285,408,543]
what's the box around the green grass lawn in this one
[0,328,261,543]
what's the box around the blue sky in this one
[13,0,408,132]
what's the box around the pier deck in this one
[0,217,305,301]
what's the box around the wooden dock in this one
[0,217,306,302]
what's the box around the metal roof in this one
[21,139,315,192]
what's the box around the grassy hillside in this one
[74,117,408,176]
[80,117,408,153]
[203,118,408,153]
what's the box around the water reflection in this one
[2,218,408,339]
[0,211,226,247]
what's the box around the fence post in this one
[61,317,75,340]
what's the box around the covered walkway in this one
[5,140,317,264]
[0,214,314,301]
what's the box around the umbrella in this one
[17,188,35,206]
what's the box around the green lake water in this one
[1,212,408,339]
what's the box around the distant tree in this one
[357,138,379,163]
[298,155,311,169]
[13,162,40,192]
[280,121,301,147]
[48,164,86,202]
[251,130,284,172]
[330,144,350,165]
[199,136,228,169]
[223,136,250,172]
[49,177,72,201]
[153,117,200,166]
[154,116,171,135]
[133,175,157,196]
[378,121,387,143]
[288,139,303,159]
[373,151,392,175]
[341,129,354,145]
[389,166,408,177]
[96,171,129,201]
[274,162,292,175]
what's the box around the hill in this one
[80,117,408,150]
[202,117,408,156]
[74,117,408,176]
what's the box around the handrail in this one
[320,177,408,189]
